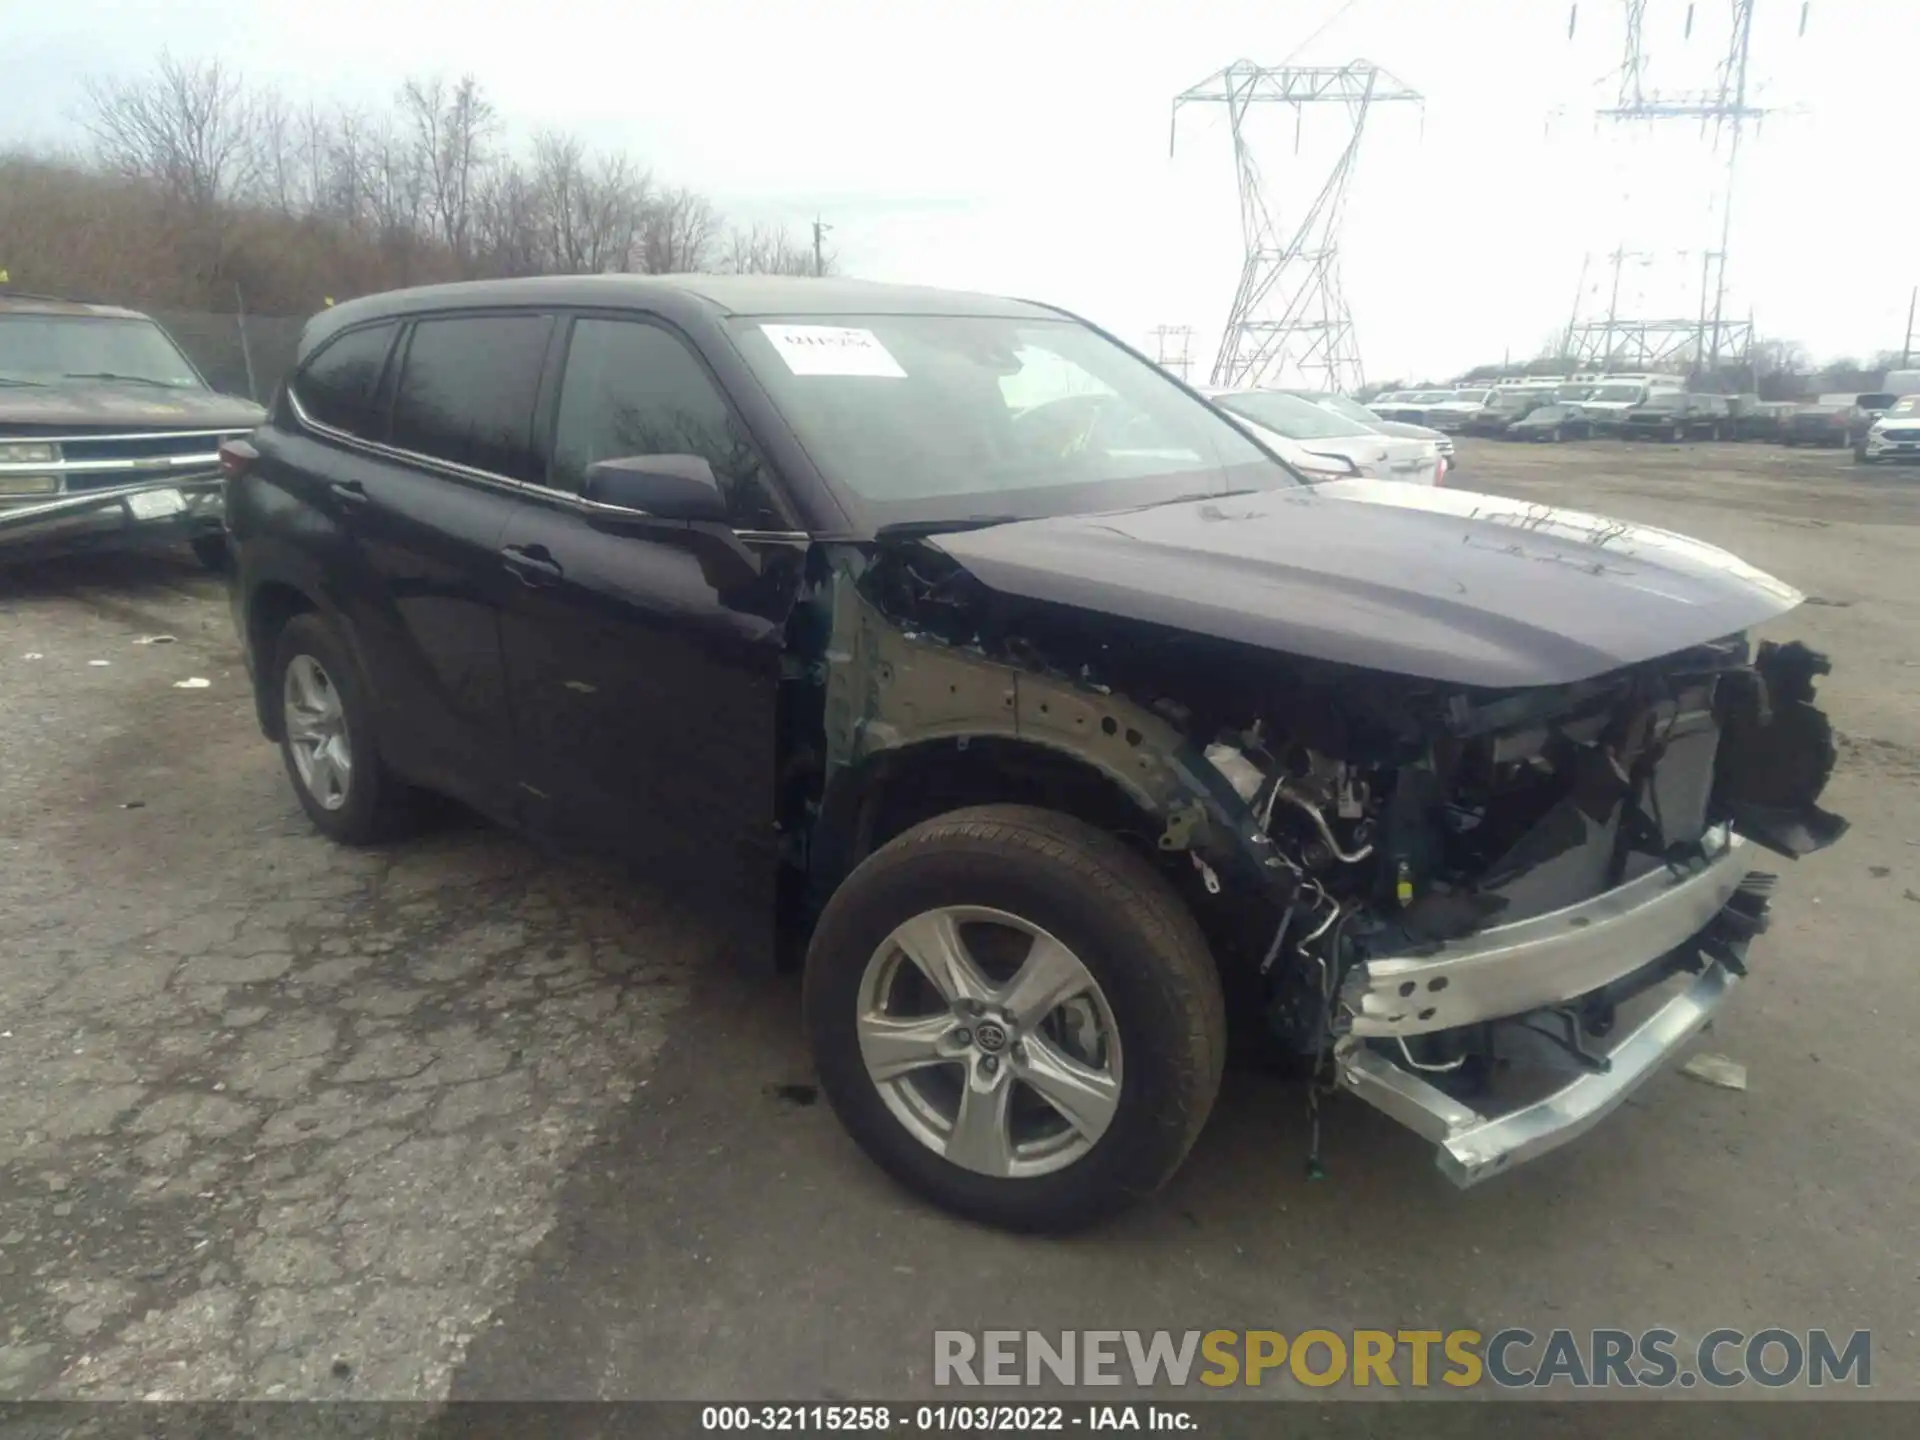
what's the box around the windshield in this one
[726,314,1291,527]
[1450,390,1489,404]
[1214,390,1370,441]
[0,315,203,388]
[1889,396,1919,416]
[1554,385,1596,401]
[1406,390,1453,402]
[1589,383,1644,402]
[1525,405,1571,421]
[1637,392,1683,411]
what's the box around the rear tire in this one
[804,805,1227,1233]
[270,612,422,845]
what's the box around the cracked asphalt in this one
[0,554,714,1399]
[2,441,1918,1411]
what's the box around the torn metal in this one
[781,530,1847,1186]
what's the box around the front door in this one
[497,313,805,911]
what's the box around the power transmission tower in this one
[1172,60,1421,393]
[1565,0,1798,376]
[1149,325,1195,381]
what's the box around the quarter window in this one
[390,314,554,482]
[550,317,787,530]
[294,323,397,438]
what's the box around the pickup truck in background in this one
[0,290,264,567]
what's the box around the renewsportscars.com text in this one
[933,1328,1872,1390]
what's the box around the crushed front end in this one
[1211,636,1846,1185]
[816,518,1846,1187]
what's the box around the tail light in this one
[218,437,258,478]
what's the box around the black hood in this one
[0,383,265,432]
[929,479,1804,690]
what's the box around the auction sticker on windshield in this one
[760,324,907,378]
[125,488,186,520]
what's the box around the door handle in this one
[329,480,370,506]
[500,543,563,587]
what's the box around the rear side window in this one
[390,313,554,482]
[294,323,397,438]
[549,316,787,529]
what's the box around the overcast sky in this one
[5,0,1914,381]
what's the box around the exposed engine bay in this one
[786,536,1849,1183]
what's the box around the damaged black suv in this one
[224,275,1846,1232]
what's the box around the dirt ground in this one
[1,438,1916,1410]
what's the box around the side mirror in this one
[582,454,728,524]
[579,453,762,595]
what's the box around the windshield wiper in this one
[0,377,48,388]
[874,514,1027,539]
[1118,486,1271,513]
[59,372,185,388]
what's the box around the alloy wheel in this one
[856,906,1124,1179]
[282,654,353,812]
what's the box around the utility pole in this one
[812,217,832,278]
[1903,285,1916,368]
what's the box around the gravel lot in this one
[1,439,1916,1408]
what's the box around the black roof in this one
[302,273,1062,356]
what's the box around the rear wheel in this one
[270,613,421,845]
[1671,421,1687,443]
[804,805,1227,1233]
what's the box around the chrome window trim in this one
[286,388,810,542]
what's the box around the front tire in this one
[804,805,1227,1233]
[270,613,419,845]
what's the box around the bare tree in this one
[642,186,718,274]
[723,222,825,276]
[249,91,306,215]
[81,52,258,210]
[399,74,496,271]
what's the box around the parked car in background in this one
[1276,389,1455,473]
[1784,394,1866,448]
[1463,389,1549,437]
[1504,404,1594,442]
[1842,393,1900,452]
[1205,387,1443,485]
[1622,391,1733,442]
[1857,394,1920,464]
[1580,378,1685,435]
[1370,389,1458,427]
[223,272,1845,1230]
[0,290,264,566]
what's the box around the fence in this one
[151,310,310,405]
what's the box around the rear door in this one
[495,311,804,899]
[322,310,555,816]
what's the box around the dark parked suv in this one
[1621,391,1733,442]
[224,275,1844,1231]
